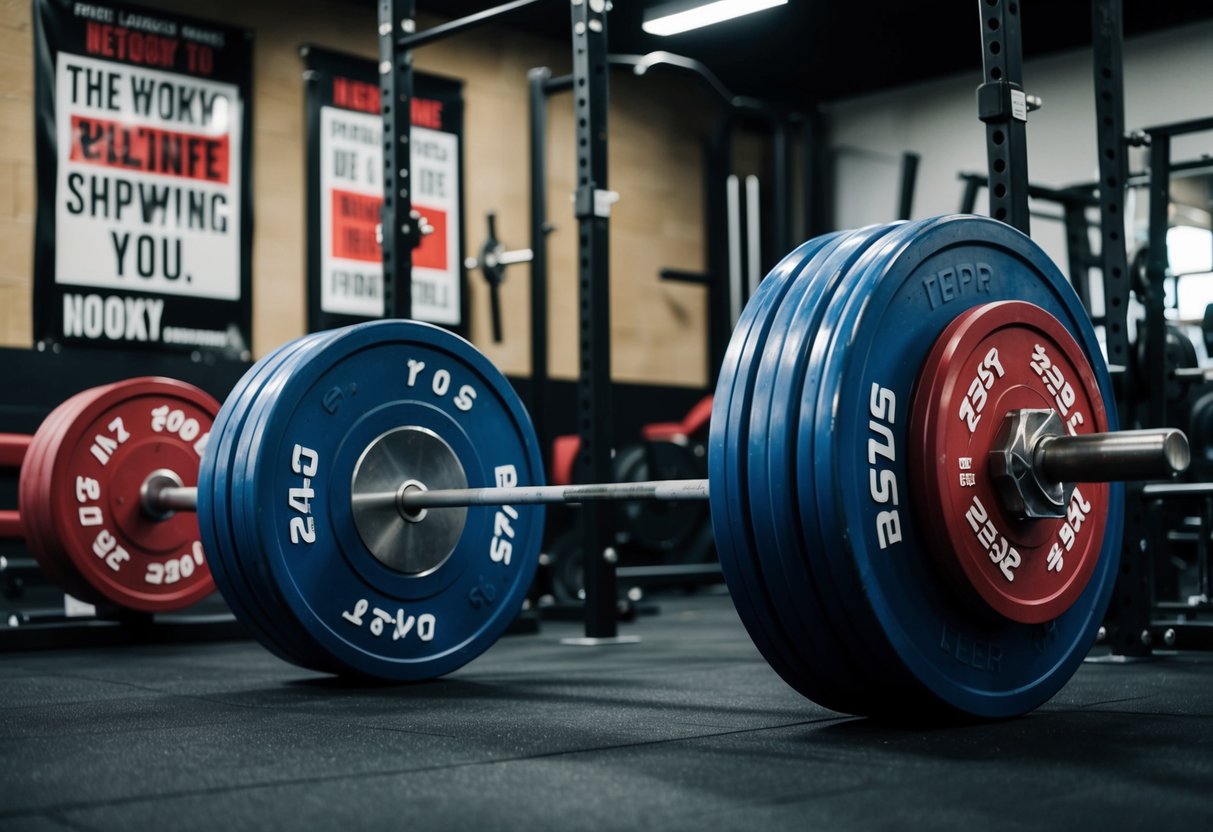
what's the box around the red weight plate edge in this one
[22,385,118,605]
[43,378,221,612]
[909,301,1110,624]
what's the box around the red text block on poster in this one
[69,115,231,184]
[331,189,381,262]
[413,207,447,270]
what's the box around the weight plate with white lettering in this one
[200,332,340,668]
[38,378,219,612]
[229,330,353,672]
[908,301,1110,624]
[230,319,544,680]
[804,215,1121,718]
[710,231,846,706]
[20,385,118,605]
[748,224,904,714]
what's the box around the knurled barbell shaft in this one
[395,479,710,510]
[139,428,1186,518]
[144,479,712,518]
[1036,428,1189,484]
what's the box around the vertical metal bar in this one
[1201,497,1212,603]
[528,67,551,468]
[1145,132,1171,429]
[800,113,824,238]
[571,0,615,639]
[959,175,982,214]
[380,0,416,319]
[897,152,920,220]
[706,117,735,385]
[1093,0,1148,659]
[745,175,761,301]
[726,174,742,327]
[976,0,1030,234]
[1093,0,1131,404]
[1062,202,1093,311]
[770,119,790,258]
[1111,486,1154,658]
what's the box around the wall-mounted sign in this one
[32,0,254,357]
[302,46,466,333]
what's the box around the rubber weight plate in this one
[711,232,845,703]
[200,332,340,669]
[231,320,544,680]
[742,230,863,710]
[909,301,1110,624]
[807,215,1121,718]
[229,330,353,672]
[20,385,119,605]
[41,379,220,612]
[751,223,909,714]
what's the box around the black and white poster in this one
[302,46,466,334]
[33,0,254,357]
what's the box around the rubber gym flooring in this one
[1,589,1211,831]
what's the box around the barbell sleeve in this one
[155,486,201,512]
[1035,428,1189,483]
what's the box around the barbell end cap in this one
[1162,429,1191,475]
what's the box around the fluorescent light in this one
[642,0,787,37]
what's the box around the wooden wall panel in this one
[0,1,715,388]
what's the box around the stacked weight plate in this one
[20,378,220,612]
[710,215,1122,719]
[198,320,545,680]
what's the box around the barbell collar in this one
[1035,428,1189,483]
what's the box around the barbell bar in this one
[140,424,1186,518]
[2,215,1196,719]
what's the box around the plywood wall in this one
[0,0,718,387]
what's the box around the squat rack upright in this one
[379,0,623,641]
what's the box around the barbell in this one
[1,214,1190,719]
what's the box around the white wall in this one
[823,19,1213,297]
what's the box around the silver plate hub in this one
[350,426,468,574]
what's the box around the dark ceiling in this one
[415,0,1213,109]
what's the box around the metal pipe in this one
[397,479,709,510]
[152,486,199,512]
[131,426,1188,519]
[528,66,552,477]
[726,174,741,327]
[898,152,919,220]
[0,510,23,539]
[0,433,32,468]
[1036,429,1189,483]
[396,0,551,50]
[745,174,761,301]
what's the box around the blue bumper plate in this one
[227,320,544,681]
[709,232,843,703]
[804,215,1121,718]
[749,222,905,715]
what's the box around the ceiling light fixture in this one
[642,0,788,37]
